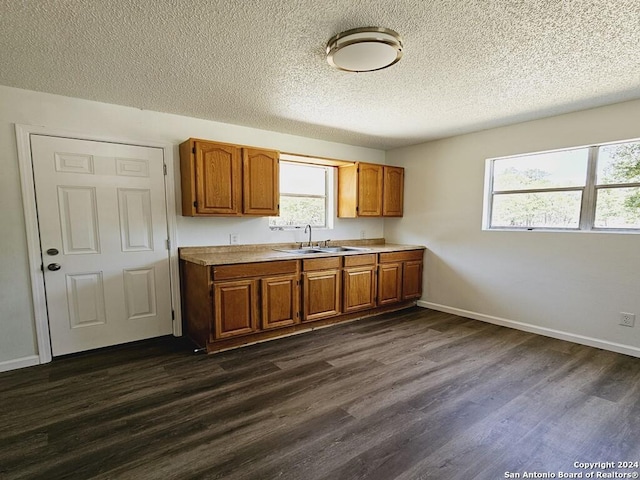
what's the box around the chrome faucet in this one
[304,224,312,247]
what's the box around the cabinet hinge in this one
[192,146,196,154]
[171,310,175,320]
[193,201,198,208]
[356,206,359,212]
[163,163,167,175]
[166,238,171,250]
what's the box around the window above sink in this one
[269,161,334,230]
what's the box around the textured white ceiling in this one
[1,0,639,149]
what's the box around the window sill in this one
[269,226,331,231]
[485,227,640,234]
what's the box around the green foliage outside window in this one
[489,140,640,230]
[269,161,329,228]
[596,143,640,228]
[271,196,326,228]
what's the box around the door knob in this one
[47,263,61,271]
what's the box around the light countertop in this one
[180,239,425,266]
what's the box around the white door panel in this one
[31,135,173,355]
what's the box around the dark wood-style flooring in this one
[2,307,640,480]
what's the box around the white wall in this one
[0,85,385,368]
[385,99,640,356]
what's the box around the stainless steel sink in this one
[275,246,371,255]
[316,246,371,253]
[274,248,323,254]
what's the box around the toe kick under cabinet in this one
[180,249,423,353]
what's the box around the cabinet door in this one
[343,266,376,313]
[195,141,242,215]
[337,163,358,218]
[382,166,404,217]
[261,274,300,330]
[402,260,423,300]
[213,279,257,339]
[243,148,279,215]
[378,262,402,306]
[302,270,341,322]
[358,163,383,216]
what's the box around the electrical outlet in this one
[229,233,239,245]
[620,312,635,327]
[360,230,366,239]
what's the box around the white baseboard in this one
[418,301,640,359]
[0,355,40,373]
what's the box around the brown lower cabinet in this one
[378,250,424,303]
[261,274,300,329]
[180,249,424,353]
[302,257,341,322]
[377,262,402,306]
[343,254,377,313]
[402,259,424,300]
[213,279,257,339]
[211,261,300,339]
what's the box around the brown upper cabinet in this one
[242,148,279,216]
[338,162,404,217]
[382,166,404,217]
[180,139,279,217]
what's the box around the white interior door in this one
[31,135,173,356]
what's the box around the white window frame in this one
[269,160,334,230]
[484,138,640,233]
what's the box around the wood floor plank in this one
[1,307,639,480]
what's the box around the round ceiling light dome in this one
[326,27,403,73]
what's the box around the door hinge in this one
[163,164,167,175]
[166,238,171,250]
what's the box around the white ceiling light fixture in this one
[326,27,403,73]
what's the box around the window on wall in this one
[269,161,332,229]
[485,139,640,231]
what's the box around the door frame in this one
[16,124,182,364]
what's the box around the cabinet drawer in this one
[343,254,377,267]
[303,257,341,271]
[379,250,424,263]
[213,260,298,280]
